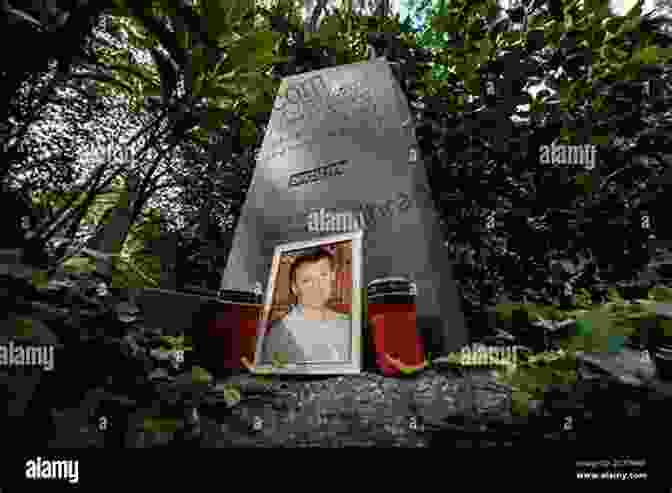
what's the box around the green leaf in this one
[62,256,96,274]
[463,75,481,96]
[661,319,672,337]
[159,335,178,347]
[170,13,190,52]
[271,351,288,368]
[624,0,643,19]
[560,127,575,141]
[222,385,242,407]
[547,352,578,371]
[199,107,234,133]
[601,16,623,34]
[511,390,534,416]
[106,63,159,86]
[649,286,672,302]
[574,318,592,337]
[31,270,50,290]
[508,367,547,394]
[574,173,595,194]
[239,118,258,146]
[607,288,623,303]
[635,46,659,65]
[14,318,34,338]
[191,366,213,384]
[201,0,249,41]
[657,47,672,63]
[319,15,344,40]
[142,417,184,433]
[121,18,155,50]
[74,72,136,98]
[228,31,277,69]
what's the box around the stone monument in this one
[220,58,468,355]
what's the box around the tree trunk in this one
[86,173,141,276]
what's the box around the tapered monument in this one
[221,58,468,355]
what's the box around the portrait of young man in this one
[257,238,356,367]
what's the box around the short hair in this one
[289,250,335,286]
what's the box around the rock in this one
[576,347,657,387]
[197,369,517,447]
[122,334,143,357]
[149,368,172,381]
[651,302,672,319]
[3,368,43,418]
[0,317,59,424]
[143,327,163,338]
[48,407,104,448]
[150,348,174,361]
[115,301,142,324]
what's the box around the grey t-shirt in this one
[259,305,350,364]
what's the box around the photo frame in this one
[252,230,364,374]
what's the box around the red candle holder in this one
[205,301,263,371]
[367,277,424,376]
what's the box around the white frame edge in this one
[252,230,364,375]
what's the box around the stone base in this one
[193,369,511,448]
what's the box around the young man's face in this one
[291,258,333,309]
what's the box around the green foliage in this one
[14,317,35,338]
[30,270,50,291]
[8,0,672,378]
[489,287,672,415]
[117,208,164,288]
[563,308,634,353]
[31,179,125,232]
[494,302,566,327]
[190,365,213,384]
[649,285,672,302]
[410,0,672,317]
[100,0,292,148]
[574,288,593,309]
[494,302,528,323]
[159,335,193,351]
[110,256,159,289]
[141,417,184,433]
[492,347,579,416]
[62,256,97,275]
[271,351,289,368]
[607,287,624,303]
[220,383,242,407]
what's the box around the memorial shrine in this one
[221,57,468,358]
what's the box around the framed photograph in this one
[253,231,364,374]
